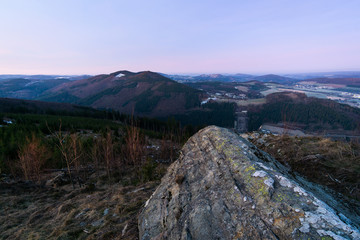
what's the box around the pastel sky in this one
[0,0,360,75]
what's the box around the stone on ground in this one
[139,126,360,240]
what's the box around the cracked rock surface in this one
[139,126,360,240]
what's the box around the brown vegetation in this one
[18,134,48,182]
[103,129,115,179]
[2,116,181,187]
[51,122,81,188]
[0,171,160,240]
[1,123,181,239]
[125,124,144,168]
[249,134,360,201]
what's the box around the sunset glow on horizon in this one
[1,0,360,75]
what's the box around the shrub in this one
[18,133,48,181]
[140,157,158,182]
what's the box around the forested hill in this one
[0,98,101,116]
[39,71,206,117]
[247,92,360,132]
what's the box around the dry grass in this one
[250,134,360,201]
[0,170,160,240]
[1,132,179,240]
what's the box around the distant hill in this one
[0,78,71,100]
[163,73,254,83]
[40,71,205,117]
[193,74,254,82]
[252,74,298,84]
[284,71,360,80]
[247,92,360,133]
[0,74,90,81]
[301,77,360,87]
[0,97,103,117]
[0,74,91,100]
[0,98,112,122]
[185,81,267,99]
[164,73,301,83]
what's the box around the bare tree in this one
[48,121,83,188]
[125,120,144,169]
[69,133,83,175]
[18,133,48,182]
[103,129,114,180]
[160,132,176,162]
[88,137,102,178]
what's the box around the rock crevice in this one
[139,126,360,239]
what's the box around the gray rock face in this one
[139,126,360,240]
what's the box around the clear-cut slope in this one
[139,126,360,240]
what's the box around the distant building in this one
[235,110,248,133]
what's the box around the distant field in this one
[334,86,360,93]
[216,98,266,106]
[234,86,249,92]
[260,88,283,96]
[261,87,331,99]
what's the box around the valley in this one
[261,81,360,108]
[1,71,360,136]
[1,72,360,239]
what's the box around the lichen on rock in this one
[138,126,360,240]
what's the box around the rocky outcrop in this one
[139,126,360,240]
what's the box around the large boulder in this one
[139,126,360,239]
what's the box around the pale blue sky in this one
[0,0,359,75]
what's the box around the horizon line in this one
[1,69,360,77]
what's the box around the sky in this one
[0,0,360,75]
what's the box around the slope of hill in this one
[302,77,360,87]
[165,73,299,83]
[185,81,267,99]
[0,97,103,116]
[164,73,254,82]
[247,92,360,133]
[192,73,254,82]
[0,78,71,100]
[39,71,205,117]
[0,74,90,81]
[253,74,298,83]
[285,71,360,80]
